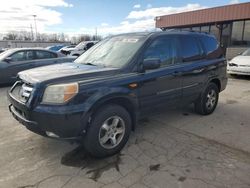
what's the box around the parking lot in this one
[0,77,250,188]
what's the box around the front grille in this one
[11,81,34,103]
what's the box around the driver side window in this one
[10,50,35,62]
[143,36,177,67]
[10,51,26,62]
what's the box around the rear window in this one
[200,35,219,55]
[36,51,57,59]
[179,36,203,62]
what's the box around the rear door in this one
[177,35,207,104]
[34,50,58,67]
[137,35,183,114]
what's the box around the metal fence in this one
[0,40,71,49]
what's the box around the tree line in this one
[2,31,103,44]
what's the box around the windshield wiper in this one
[85,62,97,66]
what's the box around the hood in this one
[231,56,250,66]
[18,63,119,84]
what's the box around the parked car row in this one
[0,40,100,84]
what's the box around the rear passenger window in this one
[36,51,57,59]
[143,37,177,67]
[201,36,218,54]
[179,36,203,62]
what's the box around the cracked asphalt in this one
[0,77,250,188]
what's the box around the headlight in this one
[42,83,78,104]
[228,62,238,67]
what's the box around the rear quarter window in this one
[200,35,222,59]
[179,36,203,62]
[36,51,57,59]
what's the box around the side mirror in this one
[4,57,12,63]
[237,52,242,55]
[143,58,161,71]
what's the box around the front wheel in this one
[83,104,131,158]
[195,82,219,115]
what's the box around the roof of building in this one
[155,2,250,29]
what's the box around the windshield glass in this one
[242,48,250,56]
[75,35,146,68]
[0,50,13,60]
[75,42,87,49]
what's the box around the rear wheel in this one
[83,104,131,158]
[195,82,219,115]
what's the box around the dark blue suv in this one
[8,31,227,157]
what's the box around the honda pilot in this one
[8,31,227,157]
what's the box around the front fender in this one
[84,86,138,114]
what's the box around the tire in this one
[83,104,132,158]
[195,82,219,115]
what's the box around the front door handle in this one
[193,68,205,74]
[172,71,182,76]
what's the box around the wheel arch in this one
[210,78,221,92]
[87,95,138,131]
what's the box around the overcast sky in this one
[0,0,248,36]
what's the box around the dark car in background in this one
[8,31,227,157]
[0,48,76,84]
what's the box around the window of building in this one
[231,21,244,45]
[179,36,203,62]
[181,27,192,31]
[192,27,200,32]
[201,26,210,33]
[221,24,231,47]
[210,25,220,41]
[143,37,177,67]
[243,20,250,45]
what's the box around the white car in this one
[61,41,98,57]
[228,48,250,76]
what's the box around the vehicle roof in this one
[6,48,57,53]
[113,30,216,38]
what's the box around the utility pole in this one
[95,27,97,40]
[30,24,34,41]
[32,15,38,41]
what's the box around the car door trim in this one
[157,87,182,95]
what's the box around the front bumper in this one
[227,66,250,75]
[8,89,89,141]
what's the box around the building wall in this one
[0,40,70,49]
[156,2,250,28]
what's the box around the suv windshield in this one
[75,35,146,68]
[242,48,250,56]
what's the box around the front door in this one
[137,35,183,115]
[4,50,36,82]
